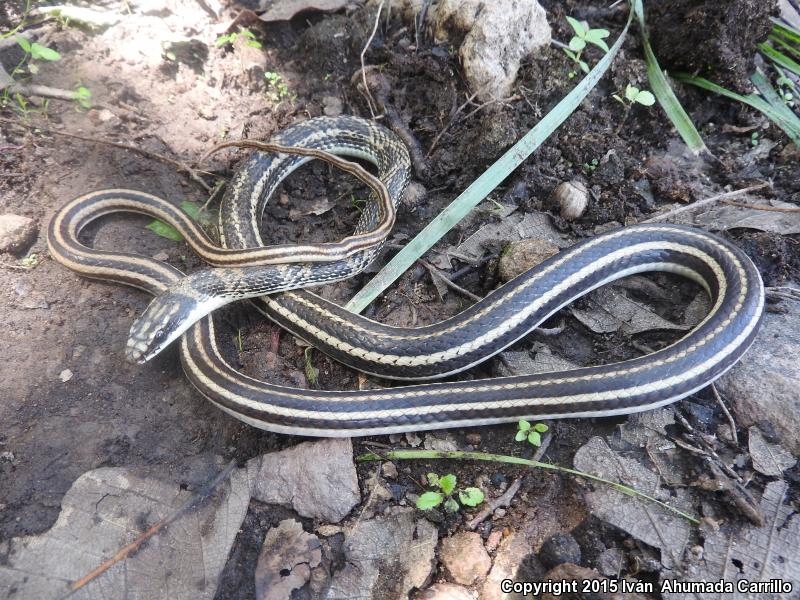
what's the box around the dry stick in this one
[69,460,237,593]
[360,0,385,118]
[0,117,215,191]
[639,182,772,223]
[466,477,522,530]
[719,199,800,212]
[711,383,739,446]
[419,258,482,302]
[426,90,480,157]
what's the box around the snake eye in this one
[155,330,165,341]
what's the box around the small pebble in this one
[152,251,169,262]
[59,369,73,383]
[498,238,560,282]
[382,461,398,479]
[493,508,506,519]
[0,214,37,254]
[485,529,503,552]
[538,533,582,569]
[550,181,589,221]
[322,95,343,117]
[465,432,481,446]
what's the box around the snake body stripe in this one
[47,116,765,437]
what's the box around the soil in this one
[1,0,799,596]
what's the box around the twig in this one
[420,258,482,302]
[426,90,480,157]
[466,477,522,530]
[711,383,738,446]
[719,199,800,212]
[360,0,385,118]
[639,183,773,223]
[0,117,215,191]
[69,460,237,593]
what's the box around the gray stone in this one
[498,238,560,282]
[326,507,437,599]
[717,305,800,454]
[417,582,478,600]
[247,438,360,523]
[0,214,37,254]
[431,0,551,101]
[440,531,492,585]
[322,95,343,117]
[255,519,322,600]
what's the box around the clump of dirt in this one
[649,0,777,92]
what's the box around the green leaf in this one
[533,422,549,433]
[30,43,60,61]
[635,90,656,106]
[215,34,234,46]
[245,40,262,48]
[527,431,542,446]
[165,51,177,61]
[459,487,485,507]
[416,491,443,510]
[568,36,586,52]
[146,220,184,241]
[443,497,460,513]
[565,16,586,38]
[518,419,531,431]
[240,30,256,39]
[585,29,610,52]
[515,430,527,442]
[16,36,31,53]
[345,7,635,313]
[73,86,92,109]
[439,474,457,495]
[760,42,800,77]
[625,84,640,101]
[579,60,589,74]
[562,48,578,61]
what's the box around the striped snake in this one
[48,116,765,436]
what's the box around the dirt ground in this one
[1,0,799,596]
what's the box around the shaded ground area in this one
[1,0,799,597]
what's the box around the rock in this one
[430,0,551,101]
[327,507,438,598]
[59,369,73,382]
[465,432,481,446]
[255,519,322,600]
[481,531,529,600]
[485,529,503,552]
[498,238,560,282]
[382,461,398,479]
[550,181,589,221]
[0,214,37,254]
[0,456,250,599]
[417,582,478,600]
[716,305,800,454]
[402,181,427,210]
[322,95,343,116]
[247,438,360,523]
[424,431,459,451]
[440,531,492,585]
[538,533,582,570]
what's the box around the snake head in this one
[126,291,217,363]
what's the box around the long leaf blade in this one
[345,9,635,313]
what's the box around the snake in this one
[48,116,765,436]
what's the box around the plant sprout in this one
[416,472,484,512]
[515,420,549,447]
[613,84,656,107]
[562,16,610,78]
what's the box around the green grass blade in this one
[675,72,800,146]
[344,8,635,313]
[632,0,707,154]
[750,70,800,132]
[769,34,800,62]
[760,41,800,77]
[771,17,800,43]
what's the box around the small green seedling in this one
[20,252,39,268]
[583,158,599,172]
[264,71,294,102]
[562,16,609,78]
[515,420,548,447]
[15,36,61,75]
[416,473,484,512]
[73,85,92,109]
[215,29,262,49]
[751,131,760,147]
[350,194,367,213]
[613,84,656,107]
